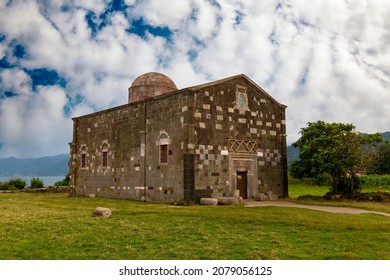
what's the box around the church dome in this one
[128,72,178,103]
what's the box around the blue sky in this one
[0,0,389,158]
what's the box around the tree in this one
[371,142,390,174]
[30,177,44,188]
[290,121,383,195]
[54,174,70,187]
[7,178,26,190]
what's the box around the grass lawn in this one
[288,184,329,198]
[288,184,390,213]
[289,184,390,198]
[0,192,389,260]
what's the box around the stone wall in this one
[0,186,69,193]
[187,76,287,200]
[142,90,192,202]
[70,90,195,202]
[70,102,146,200]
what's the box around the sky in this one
[0,0,389,158]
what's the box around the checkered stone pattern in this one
[257,148,281,167]
[195,144,227,166]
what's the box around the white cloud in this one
[0,98,25,146]
[186,0,221,41]
[130,0,192,29]
[0,42,6,59]
[0,0,389,157]
[0,68,32,95]
[0,82,70,158]
[0,0,67,71]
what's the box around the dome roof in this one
[128,72,178,103]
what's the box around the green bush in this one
[30,177,44,188]
[288,172,332,186]
[7,178,26,189]
[330,175,362,197]
[0,181,17,190]
[54,174,70,187]
[361,174,390,187]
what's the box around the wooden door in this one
[236,171,247,199]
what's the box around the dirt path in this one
[245,201,390,217]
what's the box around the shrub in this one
[7,178,26,189]
[0,181,17,190]
[330,175,362,197]
[360,174,390,187]
[54,174,70,187]
[288,172,332,186]
[353,192,390,202]
[30,177,44,188]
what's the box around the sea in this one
[0,176,65,187]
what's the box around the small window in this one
[157,132,170,164]
[102,143,108,167]
[81,153,86,168]
[102,151,108,167]
[80,146,87,168]
[160,144,168,164]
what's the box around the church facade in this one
[69,72,288,203]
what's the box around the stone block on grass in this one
[200,198,218,205]
[267,191,278,201]
[217,197,239,205]
[92,207,112,218]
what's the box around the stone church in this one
[69,72,288,203]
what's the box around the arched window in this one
[102,143,108,167]
[80,145,87,168]
[157,132,170,164]
[160,144,168,164]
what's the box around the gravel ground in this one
[245,201,390,217]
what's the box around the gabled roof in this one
[73,73,286,120]
[185,74,287,109]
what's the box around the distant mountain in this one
[287,145,299,165]
[0,154,69,176]
[287,131,390,165]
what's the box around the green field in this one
[288,175,390,198]
[289,183,390,213]
[0,191,389,260]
